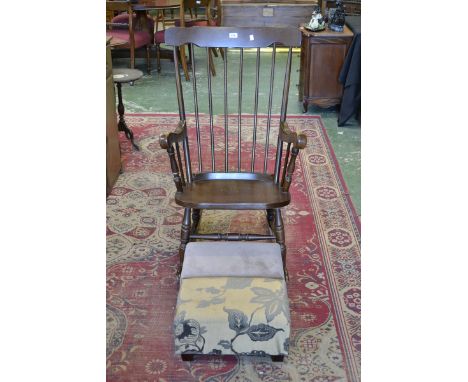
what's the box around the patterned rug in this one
[106,114,361,382]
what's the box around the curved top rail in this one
[165,26,301,48]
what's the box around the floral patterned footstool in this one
[174,242,290,361]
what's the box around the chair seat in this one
[111,13,154,31]
[106,29,151,48]
[175,173,290,210]
[154,29,165,44]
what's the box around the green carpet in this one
[112,47,360,214]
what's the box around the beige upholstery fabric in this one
[181,242,284,279]
[175,242,289,356]
[175,277,290,356]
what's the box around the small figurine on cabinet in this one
[306,5,325,32]
[329,0,346,32]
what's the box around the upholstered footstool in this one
[174,242,290,361]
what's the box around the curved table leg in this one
[116,82,140,151]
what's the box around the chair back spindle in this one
[206,47,215,172]
[172,46,193,183]
[237,48,244,172]
[190,43,202,173]
[263,43,276,174]
[223,48,229,172]
[251,47,260,173]
[274,47,293,184]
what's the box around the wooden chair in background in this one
[106,0,151,71]
[137,0,190,80]
[175,0,222,76]
[160,26,307,279]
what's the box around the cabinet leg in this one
[302,101,308,113]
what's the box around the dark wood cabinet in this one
[220,0,318,27]
[298,24,353,110]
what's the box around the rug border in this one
[126,112,361,232]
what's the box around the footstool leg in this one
[116,82,140,151]
[178,208,191,276]
[274,208,288,281]
[271,355,284,362]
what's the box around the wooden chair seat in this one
[175,173,290,210]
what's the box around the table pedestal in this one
[116,82,139,151]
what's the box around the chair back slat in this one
[223,48,229,172]
[190,43,202,173]
[206,47,215,172]
[251,47,260,173]
[263,43,276,174]
[237,48,244,172]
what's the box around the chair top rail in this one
[106,0,131,12]
[165,26,301,48]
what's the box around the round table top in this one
[112,68,144,83]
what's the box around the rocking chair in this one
[160,27,307,280]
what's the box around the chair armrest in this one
[279,121,307,150]
[159,120,188,192]
[279,121,307,192]
[159,120,187,149]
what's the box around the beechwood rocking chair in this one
[160,26,307,280]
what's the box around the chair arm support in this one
[159,120,187,149]
[279,121,307,149]
[280,122,307,192]
[160,121,187,192]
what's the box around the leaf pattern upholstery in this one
[174,277,290,356]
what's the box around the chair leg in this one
[191,209,201,234]
[266,209,275,231]
[178,208,191,276]
[146,45,151,74]
[130,47,135,69]
[208,48,216,76]
[179,45,190,81]
[219,47,225,60]
[211,47,219,58]
[274,208,288,281]
[156,44,161,73]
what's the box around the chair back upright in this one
[164,26,302,189]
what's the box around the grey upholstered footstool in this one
[174,242,290,361]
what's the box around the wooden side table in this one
[112,68,144,151]
[298,24,353,110]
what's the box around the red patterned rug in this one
[106,114,361,382]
